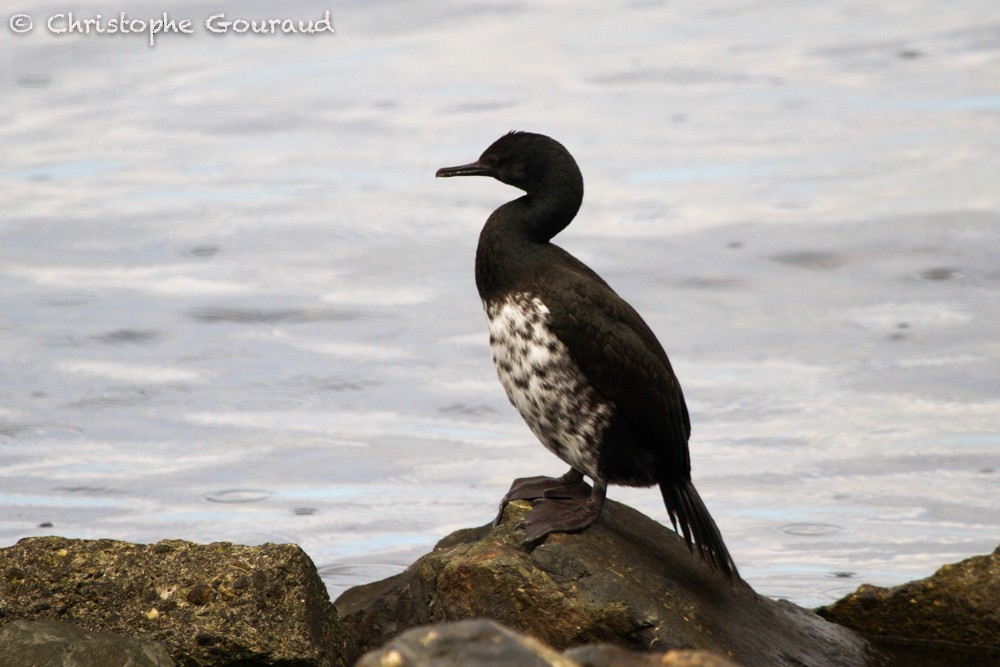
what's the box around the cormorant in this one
[436,132,739,582]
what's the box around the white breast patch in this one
[485,292,610,479]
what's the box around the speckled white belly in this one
[484,292,610,479]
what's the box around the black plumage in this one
[436,131,740,583]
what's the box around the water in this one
[2,1,999,609]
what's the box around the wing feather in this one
[538,247,692,482]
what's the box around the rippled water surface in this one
[2,1,999,607]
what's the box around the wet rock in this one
[336,499,872,667]
[0,537,349,667]
[0,619,175,667]
[817,544,1000,648]
[355,618,577,667]
[355,619,741,667]
[566,642,741,666]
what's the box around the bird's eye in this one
[481,155,499,168]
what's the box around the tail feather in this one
[659,480,740,584]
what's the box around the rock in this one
[0,537,349,667]
[817,544,1000,663]
[566,643,741,666]
[355,618,578,667]
[0,619,175,667]
[354,619,742,667]
[817,544,999,645]
[336,499,872,667]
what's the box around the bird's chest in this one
[484,292,610,477]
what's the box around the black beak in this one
[435,161,496,179]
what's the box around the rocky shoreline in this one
[0,499,996,666]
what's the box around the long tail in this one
[659,479,740,584]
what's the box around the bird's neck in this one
[475,179,582,301]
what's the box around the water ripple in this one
[770,251,845,270]
[223,393,313,411]
[0,422,83,442]
[778,522,843,537]
[203,489,272,504]
[188,306,363,324]
[93,329,160,345]
[69,385,192,409]
[38,292,98,307]
[318,562,408,598]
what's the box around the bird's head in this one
[436,131,580,196]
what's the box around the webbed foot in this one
[493,468,591,527]
[520,493,605,544]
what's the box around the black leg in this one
[493,468,592,527]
